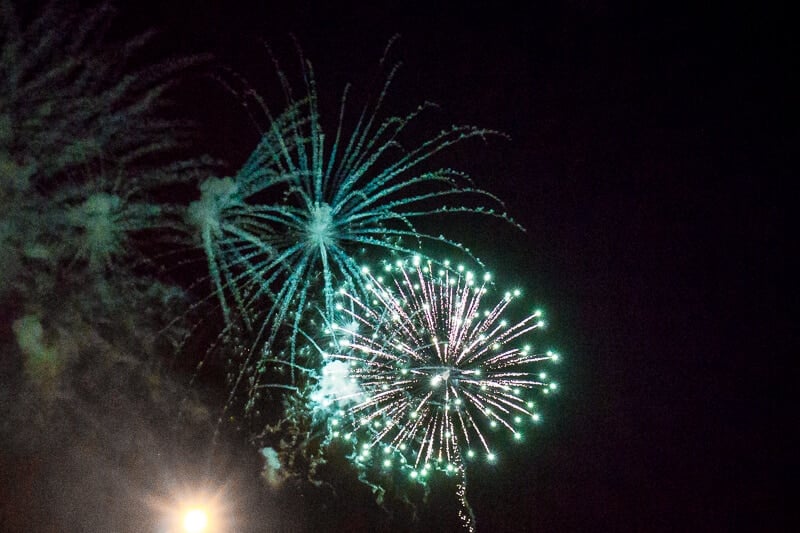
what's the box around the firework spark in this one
[317,256,559,480]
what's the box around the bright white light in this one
[183,508,208,532]
[312,360,364,408]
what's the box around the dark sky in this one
[5,1,792,531]
[125,2,790,530]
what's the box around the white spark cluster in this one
[320,257,559,480]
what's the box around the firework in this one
[188,40,519,360]
[316,256,559,480]
[1,1,202,184]
[1,1,209,287]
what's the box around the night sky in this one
[1,1,792,531]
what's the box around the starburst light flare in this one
[317,256,559,481]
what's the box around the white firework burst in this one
[318,256,559,480]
